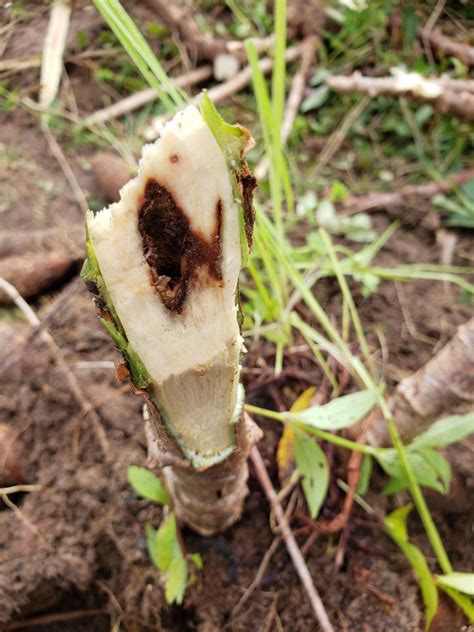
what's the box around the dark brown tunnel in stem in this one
[137,179,224,313]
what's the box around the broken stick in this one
[326,68,474,121]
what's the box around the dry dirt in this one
[0,3,473,631]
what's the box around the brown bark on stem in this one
[367,318,474,447]
[145,402,262,536]
[339,168,474,215]
[326,71,474,121]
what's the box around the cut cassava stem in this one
[82,96,259,534]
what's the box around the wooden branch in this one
[418,25,474,67]
[84,65,213,126]
[249,436,334,632]
[0,253,77,304]
[367,318,474,447]
[144,44,303,140]
[326,69,474,121]
[143,0,272,63]
[340,167,474,215]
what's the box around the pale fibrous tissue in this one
[83,100,256,469]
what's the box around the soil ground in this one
[0,2,473,631]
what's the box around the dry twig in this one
[42,123,89,215]
[0,278,81,377]
[143,0,272,63]
[228,537,281,621]
[340,167,474,215]
[0,277,110,459]
[311,96,370,179]
[249,438,334,632]
[418,24,474,67]
[4,609,108,631]
[145,44,302,139]
[1,493,46,547]
[0,484,43,495]
[421,0,446,65]
[84,65,213,126]
[39,0,71,108]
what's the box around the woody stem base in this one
[145,405,262,536]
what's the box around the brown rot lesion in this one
[236,169,257,249]
[137,179,224,314]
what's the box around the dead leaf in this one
[277,387,316,486]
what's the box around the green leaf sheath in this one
[81,230,151,392]
[200,92,256,268]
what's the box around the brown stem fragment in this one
[340,168,474,215]
[0,253,77,304]
[418,25,474,67]
[367,318,474,447]
[143,0,272,64]
[143,0,227,63]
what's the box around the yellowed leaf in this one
[291,387,317,414]
[277,387,317,486]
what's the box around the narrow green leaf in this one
[385,505,438,630]
[127,466,170,505]
[437,573,474,596]
[411,413,474,450]
[271,0,287,128]
[356,454,373,496]
[165,557,188,605]
[438,586,474,622]
[293,430,329,519]
[290,388,379,430]
[385,504,411,541]
[155,512,182,573]
[145,522,157,564]
[190,552,203,570]
[93,0,184,110]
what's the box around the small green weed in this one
[128,466,202,605]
